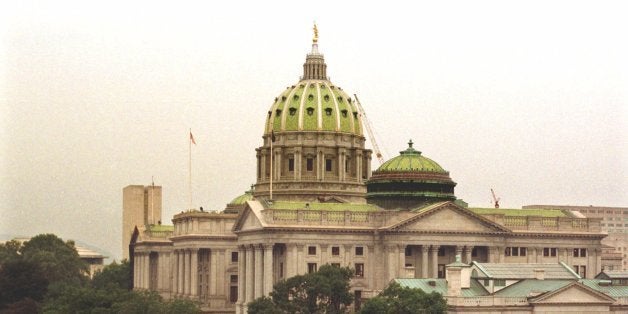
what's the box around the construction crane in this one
[490,188,501,209]
[353,94,386,165]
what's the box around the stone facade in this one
[129,31,611,313]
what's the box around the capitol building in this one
[128,28,609,313]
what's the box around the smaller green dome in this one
[229,189,253,205]
[376,140,446,173]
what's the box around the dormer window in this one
[293,95,299,100]
[309,84,314,89]
[281,96,287,101]
[324,95,330,102]
[289,107,297,116]
[299,84,304,88]
[341,109,348,118]
[337,96,343,102]
[308,94,314,101]
[353,112,358,118]
[275,109,282,116]
[306,107,314,116]
[325,108,332,116]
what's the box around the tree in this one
[0,259,48,309]
[248,264,354,314]
[91,260,131,290]
[20,234,88,285]
[359,282,447,314]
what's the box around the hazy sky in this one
[1,0,626,261]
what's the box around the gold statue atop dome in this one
[313,23,318,43]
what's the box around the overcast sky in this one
[1,0,626,261]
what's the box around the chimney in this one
[534,269,545,280]
[447,267,462,296]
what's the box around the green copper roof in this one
[581,279,628,297]
[493,279,571,297]
[264,81,363,136]
[394,278,488,297]
[469,208,567,217]
[266,201,379,212]
[376,140,447,173]
[229,189,254,205]
[148,224,174,232]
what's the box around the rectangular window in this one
[405,247,412,256]
[332,246,340,256]
[306,158,314,171]
[231,252,238,263]
[230,275,238,283]
[472,248,478,257]
[307,263,317,273]
[438,247,445,256]
[230,286,238,303]
[494,279,506,287]
[543,248,558,257]
[355,263,364,277]
[279,262,284,278]
[438,264,446,278]
[355,290,362,311]
[355,246,364,256]
[331,263,340,267]
[573,248,587,257]
[308,246,317,255]
[288,158,294,171]
[345,159,350,173]
[325,159,332,172]
[506,247,527,257]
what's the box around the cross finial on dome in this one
[408,139,414,148]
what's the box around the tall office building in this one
[122,184,162,259]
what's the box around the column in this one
[430,246,440,278]
[190,249,198,297]
[286,243,297,278]
[398,244,406,274]
[536,247,542,263]
[133,254,138,288]
[184,250,191,295]
[295,148,302,180]
[237,246,246,309]
[245,245,254,303]
[263,244,274,296]
[254,246,263,299]
[316,149,322,180]
[217,249,226,295]
[210,249,218,295]
[338,149,345,181]
[386,245,397,281]
[367,245,375,287]
[178,250,184,295]
[465,246,473,264]
[595,248,602,276]
[497,246,505,263]
[356,152,363,183]
[297,244,305,274]
[260,152,266,181]
[144,254,150,289]
[275,148,282,180]
[421,246,429,278]
[528,247,536,263]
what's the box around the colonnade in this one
[237,244,274,309]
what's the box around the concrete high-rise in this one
[122,184,162,259]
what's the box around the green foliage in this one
[20,234,89,285]
[0,259,48,308]
[359,282,447,314]
[91,260,131,290]
[249,264,354,314]
[0,239,21,264]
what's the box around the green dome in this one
[229,189,253,205]
[264,81,363,136]
[376,140,446,173]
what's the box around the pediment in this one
[530,282,615,304]
[232,200,266,232]
[386,202,510,233]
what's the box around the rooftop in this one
[469,207,567,217]
[265,201,380,212]
[473,262,579,279]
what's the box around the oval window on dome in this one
[276,109,282,116]
[282,96,287,101]
[341,109,348,118]
[324,95,330,102]
[325,108,332,116]
[306,107,314,116]
[337,96,343,102]
[308,94,314,101]
[293,95,299,100]
[289,108,297,116]
[353,112,358,118]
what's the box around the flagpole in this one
[269,132,273,200]
[151,176,154,224]
[189,128,192,211]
